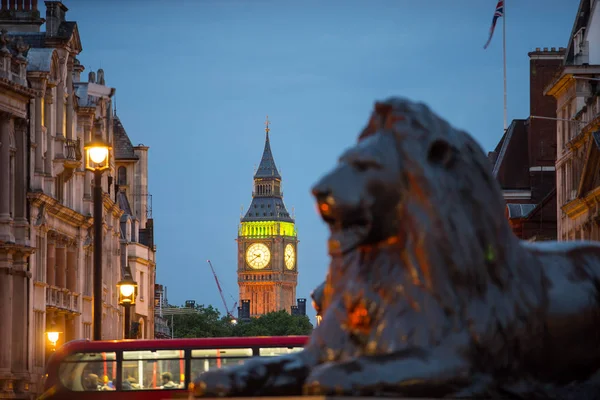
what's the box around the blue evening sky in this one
[49,0,577,321]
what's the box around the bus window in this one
[122,349,185,390]
[58,352,117,392]
[259,347,303,356]
[190,348,252,380]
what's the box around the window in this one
[190,348,252,381]
[259,347,303,357]
[84,253,92,296]
[122,349,184,390]
[140,272,144,301]
[58,352,117,391]
[55,175,64,203]
[117,166,127,185]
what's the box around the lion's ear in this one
[427,139,457,168]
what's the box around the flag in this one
[484,0,504,49]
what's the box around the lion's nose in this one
[312,181,331,201]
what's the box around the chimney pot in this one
[551,47,556,51]
[535,47,541,51]
[543,47,548,51]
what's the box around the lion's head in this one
[312,97,518,291]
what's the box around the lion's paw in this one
[303,363,355,396]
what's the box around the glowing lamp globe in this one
[117,273,138,306]
[120,284,135,298]
[89,147,109,164]
[84,139,112,172]
[47,331,59,345]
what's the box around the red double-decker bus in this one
[40,336,309,399]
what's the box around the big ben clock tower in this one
[237,117,298,317]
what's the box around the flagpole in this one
[502,0,508,132]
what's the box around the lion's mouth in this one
[316,198,372,254]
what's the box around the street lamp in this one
[117,271,138,339]
[46,323,61,352]
[84,138,112,341]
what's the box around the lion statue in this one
[193,98,600,399]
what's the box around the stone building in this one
[545,0,600,241]
[113,115,156,339]
[0,1,156,398]
[489,47,565,240]
[236,119,299,317]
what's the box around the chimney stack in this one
[44,1,68,37]
[0,0,44,32]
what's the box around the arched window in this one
[117,166,127,185]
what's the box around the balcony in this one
[46,286,81,314]
[52,138,83,183]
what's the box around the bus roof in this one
[53,335,310,355]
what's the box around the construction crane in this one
[206,260,238,321]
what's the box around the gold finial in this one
[265,115,270,134]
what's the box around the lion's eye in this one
[352,160,379,171]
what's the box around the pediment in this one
[577,131,600,197]
[69,23,83,54]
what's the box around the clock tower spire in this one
[237,117,298,318]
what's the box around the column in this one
[13,119,27,223]
[34,95,44,172]
[83,121,92,199]
[55,61,65,139]
[0,112,11,224]
[66,246,77,292]
[55,241,66,289]
[46,240,55,286]
[43,91,53,175]
[65,57,74,140]
[0,252,13,374]
[11,252,28,375]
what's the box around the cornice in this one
[0,77,36,99]
[562,186,600,219]
[28,191,91,228]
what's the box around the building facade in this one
[546,0,600,241]
[489,47,565,240]
[0,2,156,398]
[237,119,298,317]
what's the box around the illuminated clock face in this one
[246,243,271,269]
[284,244,295,270]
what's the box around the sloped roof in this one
[491,119,530,190]
[113,117,138,160]
[117,190,133,217]
[254,132,281,179]
[26,48,55,72]
[241,196,294,223]
[564,0,593,65]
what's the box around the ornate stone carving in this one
[14,37,29,61]
[0,29,11,55]
[34,204,47,227]
[193,98,600,399]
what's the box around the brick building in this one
[489,47,565,240]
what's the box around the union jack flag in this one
[484,0,504,49]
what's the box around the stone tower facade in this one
[237,118,298,317]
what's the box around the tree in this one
[171,304,234,338]
[232,310,313,337]
[169,306,313,338]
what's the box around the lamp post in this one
[84,139,112,341]
[117,271,138,339]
